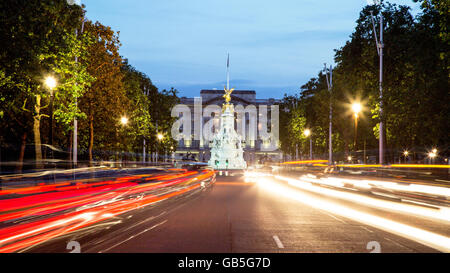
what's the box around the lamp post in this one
[428,148,437,164]
[324,63,333,165]
[351,102,362,150]
[157,133,164,163]
[44,76,57,151]
[170,146,174,164]
[120,116,128,126]
[119,116,128,163]
[403,150,409,163]
[367,0,384,165]
[70,0,86,167]
[303,129,312,160]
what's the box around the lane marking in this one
[382,236,410,250]
[321,211,346,224]
[99,220,168,253]
[273,235,284,249]
[360,226,374,233]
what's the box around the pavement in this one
[29,174,445,253]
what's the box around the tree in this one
[121,62,155,160]
[0,0,89,168]
[149,87,179,160]
[280,1,449,163]
[78,21,129,162]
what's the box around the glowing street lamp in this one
[402,150,409,163]
[352,103,362,117]
[117,116,128,163]
[303,129,311,137]
[351,102,362,150]
[303,129,312,160]
[44,75,57,148]
[428,149,437,164]
[120,116,128,125]
[44,76,57,91]
[429,148,438,158]
[156,133,164,163]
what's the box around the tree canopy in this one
[279,1,449,163]
[0,0,179,168]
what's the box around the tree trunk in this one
[34,94,43,169]
[88,114,94,163]
[16,132,27,173]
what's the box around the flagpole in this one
[226,53,230,90]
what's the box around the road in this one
[27,174,450,253]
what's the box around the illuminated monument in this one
[208,55,247,170]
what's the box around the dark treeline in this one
[279,0,449,164]
[0,0,178,169]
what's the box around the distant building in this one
[175,89,282,165]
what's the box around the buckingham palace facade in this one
[173,89,282,165]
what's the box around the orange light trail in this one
[282,160,329,165]
[334,164,450,169]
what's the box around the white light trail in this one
[258,177,450,252]
[275,175,450,222]
[298,174,450,198]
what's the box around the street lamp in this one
[428,148,437,164]
[352,103,362,116]
[44,75,57,149]
[303,129,312,160]
[351,102,362,150]
[117,116,128,163]
[120,116,128,125]
[367,0,385,164]
[156,133,164,163]
[45,76,57,90]
[403,150,409,163]
[324,63,333,165]
[303,129,310,137]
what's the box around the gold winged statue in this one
[223,86,234,104]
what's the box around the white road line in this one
[322,211,346,224]
[99,220,168,253]
[273,235,284,249]
[383,236,408,249]
[360,226,374,233]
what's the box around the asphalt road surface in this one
[26,173,450,253]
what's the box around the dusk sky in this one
[83,0,421,99]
